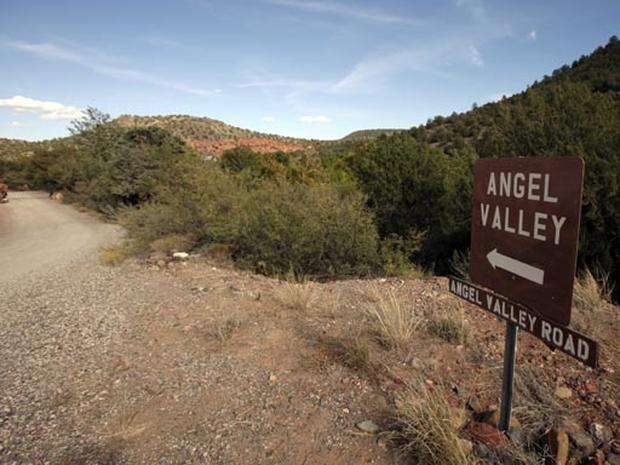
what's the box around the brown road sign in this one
[449,277,598,368]
[469,157,584,326]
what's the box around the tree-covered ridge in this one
[0,138,45,160]
[343,36,620,298]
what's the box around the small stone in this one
[458,438,474,455]
[555,386,573,399]
[590,423,613,445]
[607,453,620,465]
[508,427,527,449]
[172,252,189,260]
[473,442,492,459]
[356,420,379,434]
[269,374,277,382]
[570,430,596,456]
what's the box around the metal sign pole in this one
[499,321,518,432]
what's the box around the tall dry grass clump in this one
[395,380,473,465]
[364,284,421,349]
[424,303,471,345]
[571,268,612,335]
[514,366,568,435]
[274,280,317,313]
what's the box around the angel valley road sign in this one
[470,157,584,326]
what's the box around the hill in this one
[113,114,314,157]
[340,128,404,142]
[0,138,42,160]
[346,35,620,298]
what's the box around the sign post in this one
[499,322,518,431]
[456,156,592,432]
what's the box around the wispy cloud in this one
[3,40,219,97]
[331,40,485,93]
[528,30,537,41]
[299,115,331,124]
[261,116,275,122]
[0,95,84,120]
[10,121,27,127]
[267,0,425,25]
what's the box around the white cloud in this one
[0,96,84,120]
[3,40,219,97]
[261,116,275,123]
[267,0,424,25]
[299,115,331,124]
[10,121,26,127]
[528,30,537,41]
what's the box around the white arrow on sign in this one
[487,248,545,285]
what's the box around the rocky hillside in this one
[113,114,314,157]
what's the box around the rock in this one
[466,421,509,449]
[356,420,379,434]
[555,386,573,399]
[508,426,527,449]
[547,429,569,465]
[473,442,492,459]
[607,453,620,465]
[590,423,613,445]
[172,252,189,260]
[483,408,521,429]
[458,438,474,455]
[570,430,596,456]
[157,260,166,268]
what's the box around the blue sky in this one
[1,0,619,141]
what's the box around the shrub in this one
[123,166,381,278]
[234,182,380,277]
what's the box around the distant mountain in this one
[113,114,315,157]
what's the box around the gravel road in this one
[0,193,393,465]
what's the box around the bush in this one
[235,182,380,277]
[123,166,381,278]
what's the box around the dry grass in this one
[513,366,568,436]
[205,318,242,344]
[571,268,612,336]
[424,303,471,345]
[394,379,473,465]
[101,246,129,265]
[274,280,317,313]
[364,284,421,349]
[338,332,373,372]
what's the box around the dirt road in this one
[0,193,394,465]
[0,191,119,283]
